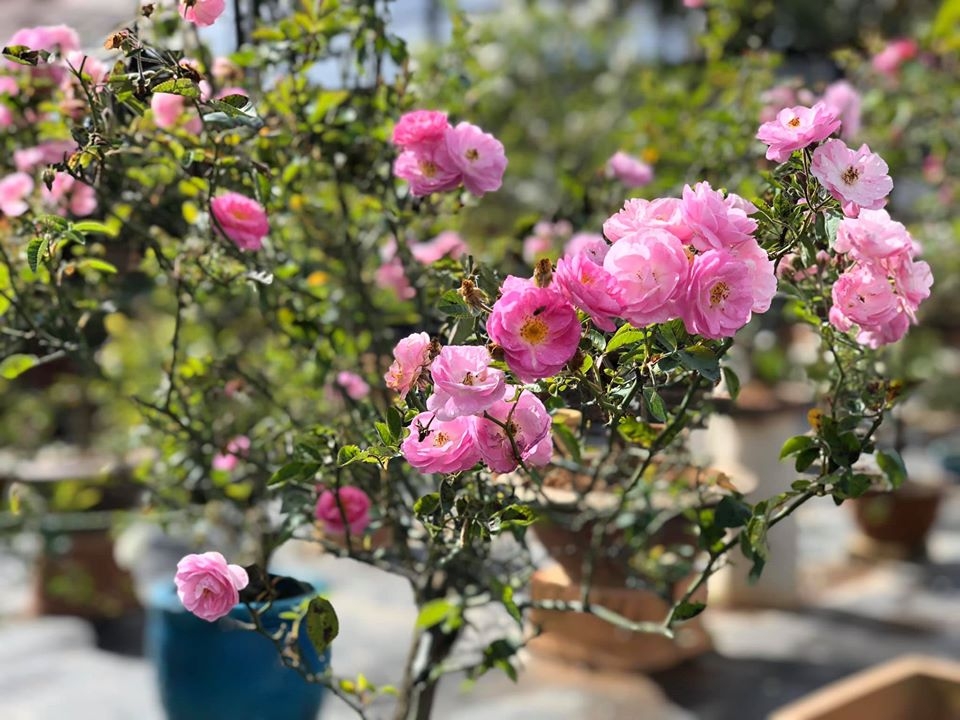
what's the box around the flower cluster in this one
[756,100,931,346]
[391,110,507,198]
[592,183,776,340]
[829,210,932,347]
[388,336,552,475]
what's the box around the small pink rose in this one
[174,551,249,622]
[210,192,269,251]
[212,435,250,473]
[179,0,226,27]
[315,486,372,535]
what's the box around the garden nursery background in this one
[0,0,959,719]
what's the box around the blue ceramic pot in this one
[146,581,330,720]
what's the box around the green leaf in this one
[551,420,581,464]
[2,45,49,66]
[26,237,49,272]
[304,596,339,654]
[437,289,470,317]
[721,366,740,400]
[151,78,200,98]
[714,496,752,529]
[934,0,960,49]
[0,264,11,317]
[794,447,820,473]
[72,220,119,238]
[386,407,403,443]
[268,461,319,487]
[876,449,907,490]
[499,504,536,529]
[604,325,645,354]
[416,598,454,629]
[336,445,361,466]
[678,345,720,382]
[779,434,815,460]
[672,601,706,622]
[642,387,667,422]
[414,492,440,517]
[74,258,118,274]
[0,353,38,379]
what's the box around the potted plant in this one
[0,1,935,719]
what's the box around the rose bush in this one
[0,1,938,719]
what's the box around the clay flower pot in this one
[849,482,944,560]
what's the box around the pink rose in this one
[443,122,507,197]
[872,39,918,77]
[606,151,654,188]
[0,105,13,129]
[759,84,799,124]
[681,181,758,252]
[179,0,226,27]
[829,264,900,332]
[486,278,581,382]
[729,238,777,314]
[315,486,372,535]
[391,110,449,151]
[14,140,78,172]
[151,93,201,133]
[385,332,433,399]
[603,228,689,327]
[212,435,250,473]
[336,371,370,401]
[375,256,416,300]
[563,233,607,262]
[523,220,573,264]
[7,24,79,55]
[833,209,917,261]
[811,140,892,217]
[0,172,34,217]
[821,80,861,140]
[410,231,468,264]
[602,197,691,244]
[210,192,269,251]
[472,388,552,473]
[400,412,482,474]
[756,102,841,163]
[174,552,249,622]
[212,57,239,81]
[393,146,462,197]
[890,255,933,320]
[41,173,97,217]
[426,345,506,420]
[681,250,755,339]
[555,250,624,332]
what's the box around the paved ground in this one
[1,489,959,720]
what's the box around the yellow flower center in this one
[433,431,450,447]
[465,148,480,161]
[462,372,475,386]
[420,160,437,178]
[519,316,549,345]
[710,281,730,307]
[840,166,860,185]
[787,116,801,128]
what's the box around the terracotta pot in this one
[771,655,960,720]
[849,483,943,559]
[34,529,140,619]
[527,564,711,673]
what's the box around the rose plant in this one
[0,2,934,720]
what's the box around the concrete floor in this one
[1,490,959,720]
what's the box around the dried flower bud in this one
[141,3,156,17]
